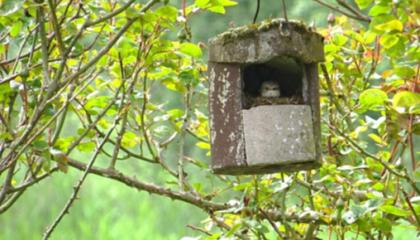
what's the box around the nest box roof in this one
[208,18,325,64]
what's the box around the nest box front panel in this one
[208,62,246,173]
[243,105,316,173]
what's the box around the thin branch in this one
[327,122,420,195]
[0,190,25,214]
[36,1,51,84]
[47,0,66,56]
[336,0,370,22]
[178,84,193,190]
[402,190,420,227]
[109,53,130,169]
[186,224,212,236]
[7,168,58,194]
[0,63,42,85]
[43,123,117,239]
[258,207,285,238]
[67,158,229,211]
[85,0,137,27]
[312,0,370,22]
[296,179,367,201]
[0,160,17,205]
[321,63,353,129]
[186,128,209,143]
[11,25,38,74]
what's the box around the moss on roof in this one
[209,18,323,46]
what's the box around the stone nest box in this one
[208,19,324,175]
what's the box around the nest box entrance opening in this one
[242,56,304,109]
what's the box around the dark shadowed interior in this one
[242,56,304,97]
[241,56,305,109]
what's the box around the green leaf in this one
[55,136,76,152]
[116,36,136,57]
[155,5,178,22]
[219,0,237,7]
[359,89,388,112]
[373,216,392,232]
[394,66,415,79]
[333,34,348,46]
[121,131,138,148]
[375,19,403,32]
[167,109,184,119]
[196,141,210,149]
[77,142,96,152]
[161,78,186,93]
[368,133,386,145]
[10,21,22,37]
[208,5,225,14]
[372,182,384,191]
[85,96,111,113]
[380,34,399,49]
[355,0,372,9]
[380,205,410,217]
[195,0,210,8]
[392,91,420,114]
[0,132,13,141]
[369,5,390,16]
[179,43,202,57]
[33,140,49,149]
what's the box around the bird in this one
[259,80,281,97]
[243,79,303,108]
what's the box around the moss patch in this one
[209,18,322,46]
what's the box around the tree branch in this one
[67,158,229,211]
[43,122,117,239]
[312,0,370,22]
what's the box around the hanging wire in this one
[253,0,260,24]
[281,0,288,23]
[280,0,290,35]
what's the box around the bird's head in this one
[260,80,281,97]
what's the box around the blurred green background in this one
[0,0,331,239]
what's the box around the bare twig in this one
[43,123,117,239]
[0,161,17,205]
[258,207,284,238]
[0,190,25,214]
[312,0,370,22]
[47,0,66,56]
[402,190,420,227]
[36,1,51,84]
[85,0,137,27]
[187,224,212,236]
[321,63,353,129]
[67,158,229,211]
[336,0,370,22]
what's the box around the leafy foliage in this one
[0,0,418,239]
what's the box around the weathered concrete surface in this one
[209,18,324,64]
[305,64,322,167]
[208,63,247,173]
[243,105,316,169]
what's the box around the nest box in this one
[208,19,324,175]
